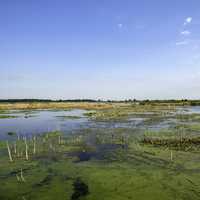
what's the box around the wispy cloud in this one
[175,40,189,46]
[175,39,200,50]
[183,17,192,26]
[180,30,191,36]
[176,17,193,45]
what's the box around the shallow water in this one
[147,118,177,131]
[0,110,151,139]
[0,110,139,138]
[177,106,200,114]
[0,109,88,139]
[1,106,200,140]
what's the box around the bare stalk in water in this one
[170,150,173,161]
[16,174,20,182]
[33,136,36,155]
[20,168,26,182]
[24,137,29,160]
[14,141,17,154]
[6,141,13,162]
[58,135,61,145]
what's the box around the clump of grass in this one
[7,132,16,136]
[0,110,7,114]
[0,115,18,119]
[84,111,96,117]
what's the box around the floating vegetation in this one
[24,114,37,118]
[56,115,82,119]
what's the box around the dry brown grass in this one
[0,102,118,110]
[0,101,180,111]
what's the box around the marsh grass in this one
[83,104,178,122]
[0,110,8,114]
[176,123,200,131]
[176,113,200,122]
[141,136,200,151]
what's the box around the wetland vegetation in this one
[0,101,200,200]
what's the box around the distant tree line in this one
[0,99,200,105]
[139,99,200,106]
[0,99,98,103]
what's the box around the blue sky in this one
[1,0,200,100]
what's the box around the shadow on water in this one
[71,178,89,200]
[33,174,53,188]
[68,143,128,162]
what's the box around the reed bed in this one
[141,135,200,151]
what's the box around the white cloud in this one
[184,17,192,26]
[180,30,191,36]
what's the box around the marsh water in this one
[1,105,200,200]
[1,106,200,139]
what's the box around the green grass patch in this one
[0,115,18,119]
